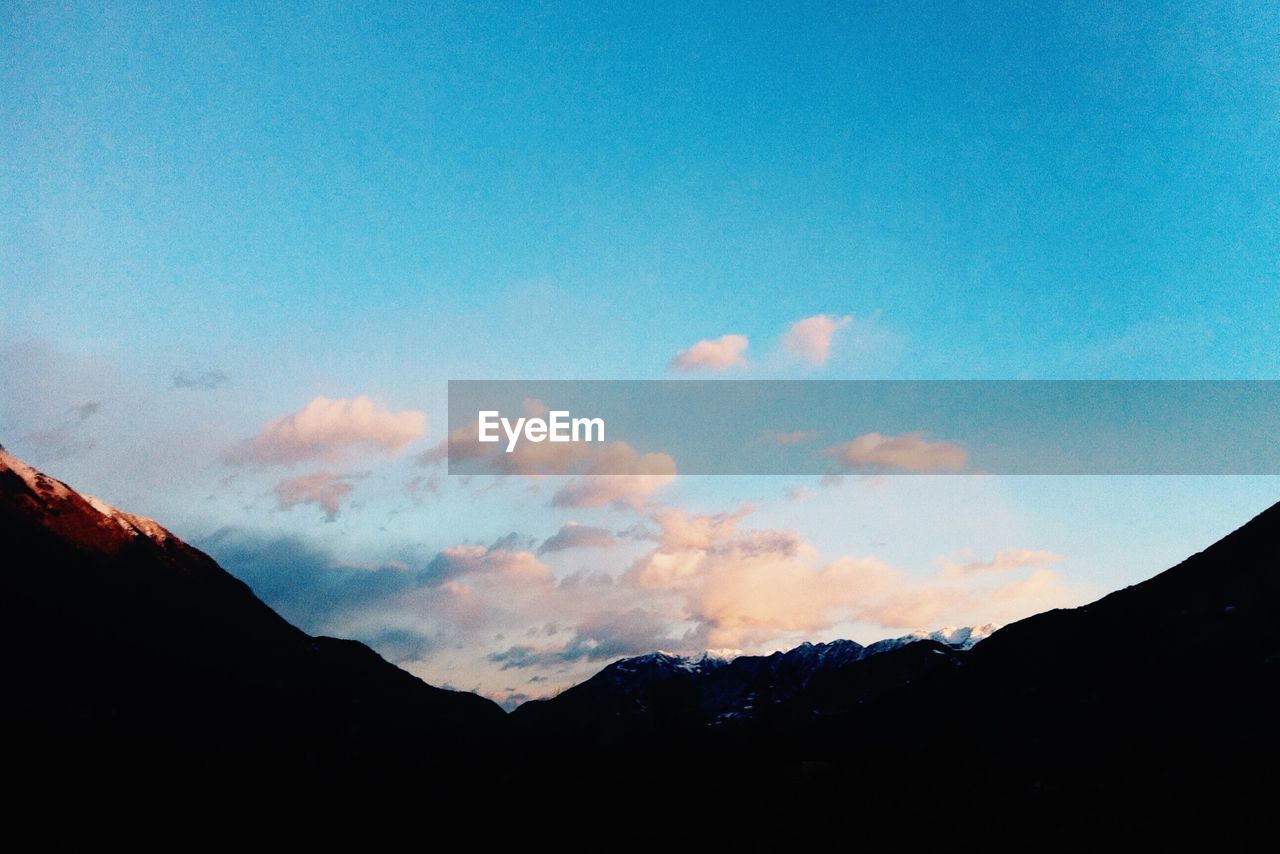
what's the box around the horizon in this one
[4,1,1279,709]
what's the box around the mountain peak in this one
[4,445,507,778]
[0,446,175,550]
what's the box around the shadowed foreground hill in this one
[4,445,1278,822]
[1,447,506,782]
[777,499,1280,817]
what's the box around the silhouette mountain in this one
[1,446,506,783]
[4,445,1277,820]
[511,630,992,745]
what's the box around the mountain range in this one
[4,445,1277,817]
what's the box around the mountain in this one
[4,444,1277,820]
[0,446,507,783]
[512,628,995,744]
[516,500,1280,819]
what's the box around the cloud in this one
[423,545,554,586]
[203,503,1086,701]
[550,458,675,512]
[668,334,749,372]
[940,548,1064,579]
[172,370,229,390]
[70,401,102,422]
[488,608,682,669]
[360,627,443,663]
[420,422,678,510]
[648,506,751,551]
[782,314,851,365]
[856,567,1076,629]
[551,473,675,510]
[274,471,356,520]
[405,474,440,503]
[19,399,104,460]
[624,507,802,591]
[761,430,818,445]
[204,529,559,646]
[550,443,677,509]
[229,395,426,466]
[538,522,619,554]
[824,432,967,473]
[619,506,1079,648]
[202,530,418,629]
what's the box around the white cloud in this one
[668,334,749,372]
[782,314,851,365]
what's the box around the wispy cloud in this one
[172,370,230,390]
[761,429,818,445]
[274,470,358,520]
[939,548,1064,579]
[539,522,620,554]
[20,400,103,460]
[824,432,967,473]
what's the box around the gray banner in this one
[446,380,1280,475]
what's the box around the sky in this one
[3,1,1279,707]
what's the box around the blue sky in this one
[3,1,1278,703]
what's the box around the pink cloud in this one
[782,314,851,365]
[539,442,678,509]
[429,545,554,586]
[668,334,749,372]
[552,472,676,510]
[824,432,967,473]
[274,471,355,520]
[648,506,751,551]
[231,395,426,466]
[417,421,678,510]
[618,505,1081,647]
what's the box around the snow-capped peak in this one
[862,624,999,657]
[1,446,172,544]
[84,493,172,543]
[613,649,732,675]
[922,624,997,648]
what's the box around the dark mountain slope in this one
[1,447,506,781]
[511,499,1279,820]
[782,500,1280,816]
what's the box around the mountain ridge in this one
[1,446,507,782]
[4,445,1278,816]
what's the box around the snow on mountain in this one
[606,624,997,678]
[612,650,731,676]
[83,494,173,542]
[862,624,999,657]
[0,446,173,544]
